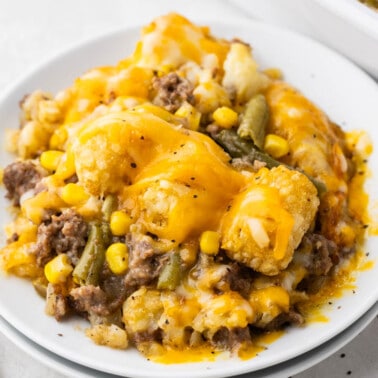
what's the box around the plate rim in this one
[1,303,377,378]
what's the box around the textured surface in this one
[0,0,377,377]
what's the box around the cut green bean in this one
[237,94,269,150]
[157,252,181,290]
[102,194,118,222]
[213,129,327,195]
[73,222,106,286]
[101,222,112,248]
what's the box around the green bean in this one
[102,194,118,222]
[214,129,279,167]
[237,94,269,150]
[73,222,106,286]
[157,252,181,290]
[101,221,112,247]
[73,195,117,286]
[213,129,327,195]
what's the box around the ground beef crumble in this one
[124,235,169,288]
[70,285,109,316]
[33,209,88,267]
[211,327,252,351]
[152,72,194,113]
[3,161,46,205]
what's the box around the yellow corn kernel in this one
[106,243,129,275]
[175,102,201,131]
[212,106,238,129]
[264,134,290,158]
[60,183,89,206]
[110,211,133,236]
[40,150,64,171]
[44,254,73,284]
[199,231,220,255]
[54,149,76,180]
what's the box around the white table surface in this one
[0,1,377,377]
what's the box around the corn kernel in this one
[175,102,201,131]
[264,134,290,158]
[106,243,129,274]
[212,106,238,129]
[199,231,220,255]
[44,254,73,284]
[40,150,64,171]
[110,211,133,236]
[60,183,89,206]
[54,149,76,180]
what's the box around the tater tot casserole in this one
[0,13,371,361]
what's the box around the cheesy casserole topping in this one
[0,14,370,360]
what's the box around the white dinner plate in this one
[0,17,378,378]
[1,303,377,378]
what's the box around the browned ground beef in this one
[3,161,45,205]
[99,268,128,312]
[294,233,338,294]
[33,209,88,267]
[152,72,194,112]
[70,285,109,316]
[214,253,254,297]
[261,310,304,331]
[124,236,168,288]
[133,329,163,345]
[70,236,171,318]
[211,327,252,350]
[299,233,336,276]
[227,263,253,298]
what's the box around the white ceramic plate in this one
[0,18,378,378]
[1,303,377,378]
[311,0,378,77]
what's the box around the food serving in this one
[0,13,371,362]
